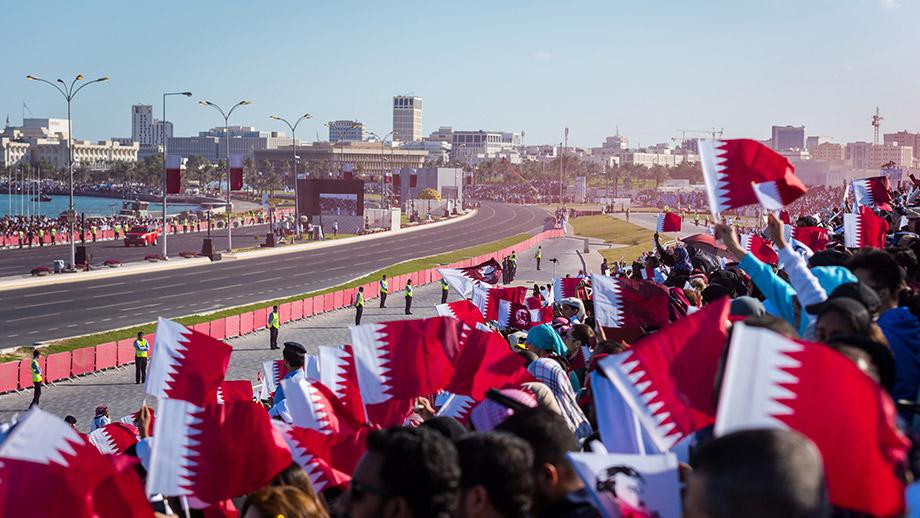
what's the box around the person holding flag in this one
[405,278,414,315]
[355,286,365,325]
[379,274,388,308]
[133,331,149,384]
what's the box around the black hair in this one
[496,408,577,470]
[568,323,594,348]
[456,432,534,518]
[365,426,460,518]
[742,314,799,339]
[847,250,905,293]
[596,465,644,497]
[282,348,305,369]
[691,429,829,518]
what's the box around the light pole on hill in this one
[270,113,312,239]
[26,73,108,268]
[198,99,252,251]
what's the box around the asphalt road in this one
[0,224,272,278]
[0,202,548,348]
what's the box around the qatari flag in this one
[791,226,829,252]
[844,206,889,249]
[699,138,806,217]
[656,212,682,233]
[166,155,182,194]
[852,176,893,211]
[740,233,778,266]
[229,154,244,191]
[591,274,671,330]
[436,299,487,327]
[147,317,232,406]
[439,258,503,298]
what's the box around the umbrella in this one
[681,233,733,261]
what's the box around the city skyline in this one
[2,0,919,148]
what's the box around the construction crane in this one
[673,128,724,149]
[872,106,883,145]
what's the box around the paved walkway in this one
[0,235,588,432]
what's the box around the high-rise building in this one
[168,126,293,162]
[393,95,423,142]
[328,120,367,142]
[811,142,846,163]
[806,136,832,152]
[771,125,806,151]
[131,104,173,146]
[884,131,920,155]
[846,141,873,169]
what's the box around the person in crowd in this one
[405,278,414,315]
[379,274,389,308]
[526,358,592,439]
[268,305,281,350]
[497,408,598,518]
[241,485,326,518]
[269,341,307,417]
[91,405,111,431]
[355,286,365,326]
[338,426,460,518]
[29,349,42,408]
[133,331,149,385]
[684,429,829,518]
[456,432,535,518]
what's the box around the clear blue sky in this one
[2,0,918,148]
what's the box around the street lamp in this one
[26,73,108,269]
[369,131,397,208]
[270,113,312,239]
[161,91,192,259]
[198,99,252,252]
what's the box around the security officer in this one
[355,286,365,325]
[134,331,149,384]
[268,341,306,417]
[268,305,281,350]
[17,229,23,249]
[440,277,449,304]
[50,226,57,245]
[29,349,42,408]
[379,275,388,308]
[405,279,414,315]
[509,251,518,281]
[535,245,543,271]
[113,223,121,239]
[38,227,45,247]
[91,225,97,242]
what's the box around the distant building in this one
[428,127,453,143]
[393,95,423,142]
[592,134,629,156]
[168,126,293,162]
[811,142,846,163]
[328,120,367,143]
[618,150,697,168]
[845,141,912,169]
[400,140,451,164]
[253,141,426,179]
[806,136,833,152]
[884,131,920,160]
[0,118,137,168]
[397,167,464,201]
[131,104,173,146]
[450,130,521,164]
[772,125,806,151]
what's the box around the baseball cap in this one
[805,282,881,316]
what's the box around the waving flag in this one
[318,344,366,424]
[716,323,909,517]
[272,421,351,492]
[699,138,806,217]
[740,233,778,266]
[791,226,829,252]
[350,316,463,427]
[166,155,182,194]
[147,399,292,502]
[216,380,254,404]
[591,370,660,455]
[852,176,892,211]
[656,212,682,233]
[526,295,554,326]
[597,297,730,451]
[436,299,487,327]
[89,422,140,455]
[0,408,152,518]
[438,326,531,422]
[146,317,232,406]
[438,258,503,298]
[844,206,889,249]
[229,154,244,191]
[553,277,582,303]
[259,359,288,400]
[472,285,528,321]
[568,452,682,518]
[592,274,671,330]
[497,300,533,330]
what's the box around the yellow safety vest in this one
[269,312,280,329]
[441,279,449,291]
[356,292,365,307]
[405,285,413,297]
[134,338,149,358]
[31,359,42,383]
[536,249,542,259]
[379,280,388,293]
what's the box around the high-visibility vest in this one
[536,248,542,259]
[405,284,413,297]
[510,254,518,266]
[31,359,42,383]
[269,311,280,329]
[441,279,449,291]
[134,338,149,358]
[379,279,388,293]
[38,229,44,238]
[355,292,365,307]
[91,226,97,234]
[51,228,56,237]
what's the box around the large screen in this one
[319,193,358,216]
[296,178,365,220]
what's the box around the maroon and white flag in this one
[553,277,582,303]
[350,316,463,427]
[598,297,730,451]
[852,176,893,211]
[0,408,152,518]
[436,299,487,327]
[438,258,503,298]
[438,326,532,422]
[526,295,554,326]
[229,154,244,191]
[166,155,182,194]
[88,422,140,455]
[791,226,829,252]
[147,399,292,502]
[472,285,528,321]
[740,233,778,266]
[216,380,254,404]
[592,274,671,330]
[844,206,889,249]
[699,138,806,217]
[146,317,232,406]
[318,344,366,424]
[716,323,909,517]
[497,300,533,330]
[272,420,351,492]
[656,212,682,233]
[259,359,288,401]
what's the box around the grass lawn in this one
[1,232,534,362]
[569,215,656,264]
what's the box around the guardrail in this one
[0,228,564,394]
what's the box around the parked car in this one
[124,225,159,247]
